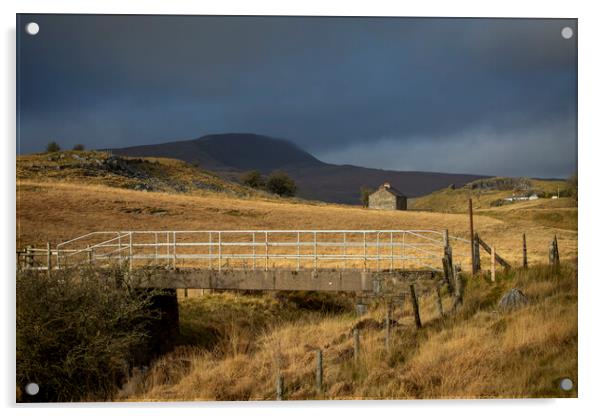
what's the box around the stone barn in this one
[368,182,407,211]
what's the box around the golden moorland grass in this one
[16,155,578,401]
[17,180,576,267]
[119,263,577,400]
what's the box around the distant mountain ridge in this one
[111,133,488,204]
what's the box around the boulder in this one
[498,288,529,312]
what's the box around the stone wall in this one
[368,188,406,210]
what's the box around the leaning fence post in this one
[409,284,422,329]
[491,246,496,282]
[46,242,52,277]
[315,349,323,393]
[353,328,360,362]
[276,374,284,400]
[435,285,444,318]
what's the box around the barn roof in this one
[383,185,405,197]
[372,183,406,197]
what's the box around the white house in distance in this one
[504,194,539,203]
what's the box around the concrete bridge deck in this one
[134,268,438,292]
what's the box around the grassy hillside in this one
[409,177,572,213]
[17,150,263,197]
[119,264,577,400]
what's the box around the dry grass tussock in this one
[120,263,577,401]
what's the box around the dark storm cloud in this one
[17,15,576,177]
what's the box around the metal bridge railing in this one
[47,230,472,272]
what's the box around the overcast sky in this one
[17,15,577,177]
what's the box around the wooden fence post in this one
[453,274,465,310]
[276,374,284,400]
[473,233,481,272]
[25,245,33,269]
[469,198,475,276]
[491,246,496,282]
[442,230,455,295]
[87,245,92,265]
[549,235,560,267]
[353,328,360,362]
[435,285,444,318]
[315,349,323,393]
[522,233,528,269]
[443,228,449,248]
[409,284,422,329]
[46,242,52,277]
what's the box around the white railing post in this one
[297,232,300,271]
[313,231,317,271]
[209,232,213,270]
[252,232,256,270]
[390,232,394,270]
[118,233,123,264]
[265,232,268,271]
[343,232,346,269]
[377,232,380,271]
[165,232,169,267]
[128,232,133,271]
[402,232,406,270]
[218,231,222,273]
[363,232,367,270]
[173,231,177,269]
[154,232,158,264]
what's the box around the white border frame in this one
[3,1,600,415]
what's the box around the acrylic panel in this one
[16,14,577,402]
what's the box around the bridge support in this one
[134,288,180,364]
[135,268,436,293]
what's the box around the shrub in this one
[567,173,577,200]
[16,266,161,402]
[241,170,264,189]
[45,141,61,153]
[359,186,373,207]
[72,144,85,151]
[266,171,297,197]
